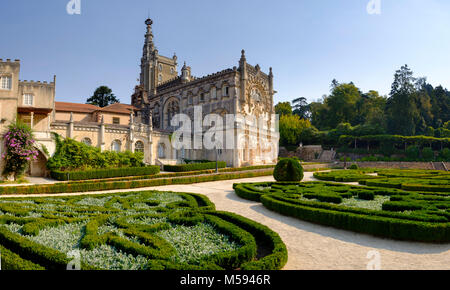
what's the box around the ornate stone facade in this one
[0,18,279,178]
[131,19,279,167]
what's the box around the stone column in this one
[68,112,73,138]
[30,112,34,130]
[99,115,105,151]
[148,112,153,165]
[129,111,135,152]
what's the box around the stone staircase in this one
[319,150,336,162]
[432,162,448,171]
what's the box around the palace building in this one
[0,18,278,178]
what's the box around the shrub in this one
[0,191,287,270]
[273,158,304,182]
[406,145,420,160]
[440,148,450,161]
[164,161,227,172]
[349,164,359,170]
[50,166,160,181]
[234,180,450,242]
[357,191,375,200]
[422,147,434,161]
[0,169,274,195]
[2,121,39,179]
[47,136,144,171]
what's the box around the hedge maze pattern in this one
[0,191,287,270]
[234,169,450,243]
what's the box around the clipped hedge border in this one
[209,211,288,270]
[260,194,450,243]
[234,182,450,242]
[51,166,161,181]
[164,162,227,172]
[0,190,286,270]
[0,170,273,196]
[0,227,97,270]
[0,244,45,270]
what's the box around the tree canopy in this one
[274,64,450,148]
[86,86,120,108]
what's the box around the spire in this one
[181,61,191,82]
[239,49,247,70]
[240,49,246,62]
[143,18,155,61]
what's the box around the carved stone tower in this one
[139,18,178,99]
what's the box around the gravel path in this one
[0,172,448,270]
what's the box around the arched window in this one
[153,104,160,128]
[158,143,166,158]
[111,140,121,152]
[165,99,179,129]
[135,141,144,153]
[82,138,92,146]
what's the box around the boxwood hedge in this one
[0,190,287,270]
[50,166,161,181]
[164,162,227,172]
[234,181,450,243]
[0,169,273,196]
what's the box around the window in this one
[159,64,163,71]
[222,86,229,96]
[188,96,193,105]
[23,94,33,106]
[0,76,12,90]
[113,117,120,125]
[111,140,121,152]
[158,74,162,82]
[211,87,217,99]
[200,93,205,102]
[170,67,175,74]
[135,141,144,153]
[158,143,166,158]
[82,138,92,146]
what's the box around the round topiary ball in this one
[349,164,359,170]
[273,158,304,182]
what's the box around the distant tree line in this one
[276,65,450,149]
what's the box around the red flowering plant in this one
[2,121,38,180]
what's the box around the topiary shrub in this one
[349,164,359,170]
[273,158,303,182]
[406,145,420,160]
[421,147,434,161]
[441,148,450,161]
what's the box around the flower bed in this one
[233,181,450,242]
[0,191,287,270]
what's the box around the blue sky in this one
[1,0,449,104]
